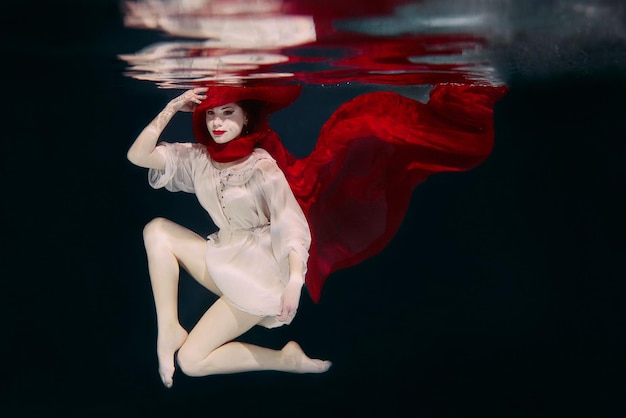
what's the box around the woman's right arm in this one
[127,87,208,169]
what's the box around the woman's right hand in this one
[168,87,208,112]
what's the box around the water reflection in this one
[119,0,509,87]
[119,0,626,88]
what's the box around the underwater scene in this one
[3,0,626,417]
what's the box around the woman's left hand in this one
[277,279,302,323]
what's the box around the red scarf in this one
[204,131,265,163]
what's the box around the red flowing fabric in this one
[260,83,508,302]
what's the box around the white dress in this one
[148,142,311,328]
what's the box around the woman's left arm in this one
[258,159,311,324]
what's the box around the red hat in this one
[192,84,302,146]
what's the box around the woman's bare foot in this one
[156,324,188,388]
[280,341,332,373]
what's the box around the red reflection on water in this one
[285,33,491,85]
[121,0,501,87]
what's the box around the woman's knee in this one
[176,345,209,377]
[143,217,172,245]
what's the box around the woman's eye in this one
[223,111,233,116]
[206,111,214,116]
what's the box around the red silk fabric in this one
[260,83,508,302]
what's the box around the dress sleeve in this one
[148,142,204,193]
[257,158,312,275]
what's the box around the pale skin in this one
[127,88,331,388]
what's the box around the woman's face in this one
[205,103,247,144]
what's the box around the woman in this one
[127,86,332,388]
[128,82,507,388]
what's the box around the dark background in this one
[2,1,625,417]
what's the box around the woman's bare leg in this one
[176,297,332,377]
[143,217,222,388]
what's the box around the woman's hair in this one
[237,100,263,135]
